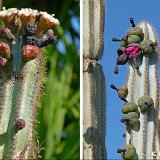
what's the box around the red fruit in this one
[16,119,26,130]
[22,45,40,61]
[125,45,141,58]
[0,42,11,59]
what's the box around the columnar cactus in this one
[0,8,59,159]
[112,18,159,159]
[83,0,107,159]
[126,20,159,159]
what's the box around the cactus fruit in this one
[117,144,137,160]
[121,112,139,129]
[112,18,148,74]
[121,102,138,114]
[83,0,106,159]
[22,45,40,61]
[110,84,128,102]
[0,8,59,159]
[0,42,11,59]
[138,96,154,113]
[15,119,26,130]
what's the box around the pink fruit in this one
[0,42,11,59]
[125,45,141,58]
[22,45,40,61]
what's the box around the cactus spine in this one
[126,21,159,159]
[0,8,59,159]
[83,0,107,159]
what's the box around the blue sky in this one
[100,0,160,159]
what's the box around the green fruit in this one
[126,35,141,45]
[127,27,144,41]
[121,144,137,160]
[120,40,127,47]
[83,127,96,144]
[138,96,154,113]
[122,102,138,114]
[122,112,139,128]
[140,40,155,55]
[118,85,128,99]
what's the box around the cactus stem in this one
[117,148,126,153]
[129,17,135,27]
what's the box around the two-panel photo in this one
[0,0,160,159]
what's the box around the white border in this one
[80,0,83,159]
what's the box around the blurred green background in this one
[3,0,80,159]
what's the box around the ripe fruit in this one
[0,42,11,59]
[22,45,40,61]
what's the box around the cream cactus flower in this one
[18,8,39,25]
[37,11,60,35]
[0,8,60,34]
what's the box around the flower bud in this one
[15,119,26,130]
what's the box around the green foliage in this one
[3,0,80,159]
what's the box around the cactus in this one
[83,0,107,159]
[0,8,59,159]
[113,18,160,159]
[126,20,159,159]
